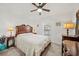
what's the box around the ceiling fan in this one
[30,3,50,15]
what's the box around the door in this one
[76,10,79,34]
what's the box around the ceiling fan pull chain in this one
[39,12,41,15]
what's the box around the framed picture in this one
[56,22,61,26]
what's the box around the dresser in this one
[62,35,79,56]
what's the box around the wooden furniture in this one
[16,24,33,36]
[62,35,79,56]
[7,36,15,48]
[15,24,51,56]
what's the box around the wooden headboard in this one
[16,24,33,36]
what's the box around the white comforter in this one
[15,33,50,56]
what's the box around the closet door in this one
[76,10,79,35]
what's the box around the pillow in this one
[26,25,33,33]
[0,43,6,51]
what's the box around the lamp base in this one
[67,29,69,36]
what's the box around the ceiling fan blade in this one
[32,3,38,8]
[42,8,50,12]
[30,9,37,12]
[40,3,47,8]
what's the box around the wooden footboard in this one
[40,42,51,56]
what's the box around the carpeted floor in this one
[0,47,25,56]
[0,42,61,56]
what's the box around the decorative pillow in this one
[0,43,6,51]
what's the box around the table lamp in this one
[8,26,14,37]
[64,21,75,36]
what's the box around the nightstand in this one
[62,35,79,56]
[6,36,15,48]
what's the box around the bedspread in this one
[15,33,51,56]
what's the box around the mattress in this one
[15,33,51,56]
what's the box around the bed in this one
[15,24,51,56]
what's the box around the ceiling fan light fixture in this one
[37,8,42,12]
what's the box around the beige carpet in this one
[42,43,61,56]
[0,43,61,56]
[0,47,25,56]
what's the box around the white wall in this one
[0,3,79,44]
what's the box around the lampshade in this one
[8,27,13,32]
[8,25,14,32]
[64,21,75,29]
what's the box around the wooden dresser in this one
[62,35,79,56]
